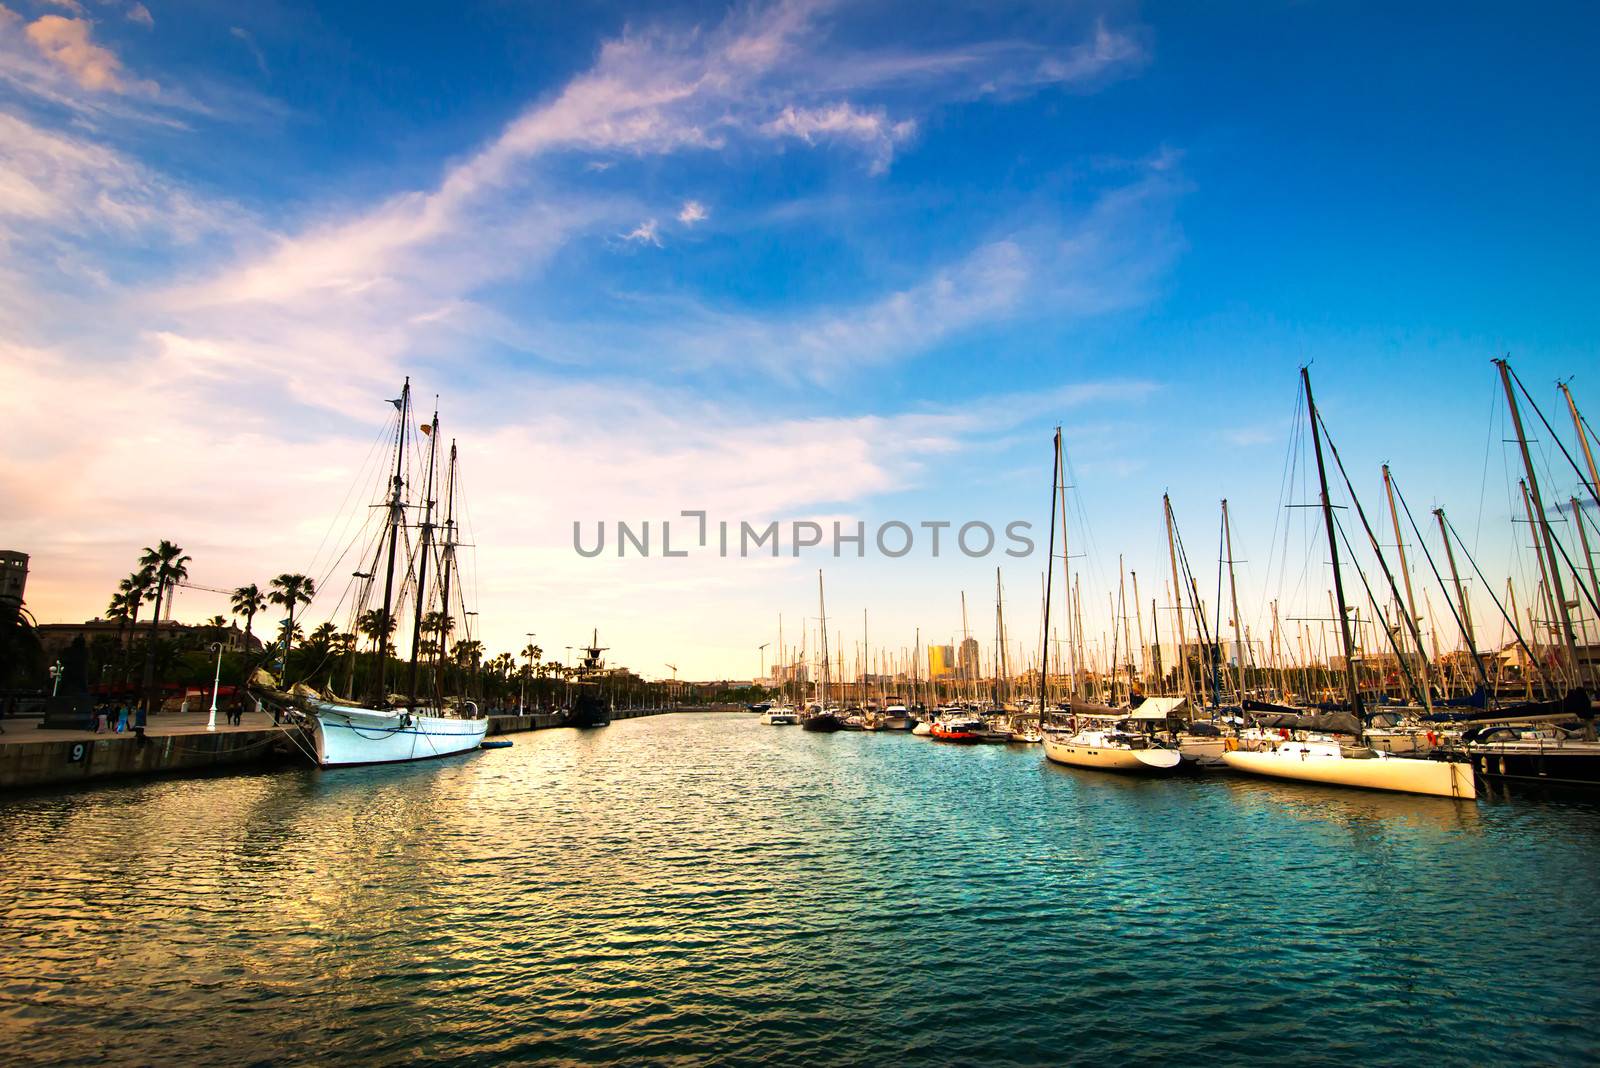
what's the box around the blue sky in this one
[2,1,1597,679]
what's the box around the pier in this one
[0,704,738,790]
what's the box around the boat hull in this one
[1043,736,1181,774]
[1466,742,1600,790]
[1222,748,1475,799]
[312,704,488,767]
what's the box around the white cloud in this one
[23,14,154,94]
[623,218,662,246]
[677,199,708,224]
[761,102,915,173]
[126,3,153,29]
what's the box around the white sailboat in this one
[1222,736,1472,798]
[1218,367,1476,800]
[308,699,486,765]
[288,380,489,767]
[1043,723,1182,773]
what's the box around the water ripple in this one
[1,714,1598,1065]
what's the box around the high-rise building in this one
[958,636,980,678]
[0,551,27,605]
[927,644,956,678]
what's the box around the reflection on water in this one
[2,714,1598,1065]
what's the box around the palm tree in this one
[205,614,228,629]
[138,540,191,629]
[119,568,154,652]
[230,583,266,652]
[268,573,315,684]
[136,541,189,713]
[358,609,396,650]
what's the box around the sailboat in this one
[1036,427,1182,776]
[801,571,844,732]
[296,380,488,766]
[566,630,612,729]
[1219,368,1476,799]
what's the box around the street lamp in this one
[207,642,223,731]
[49,661,63,697]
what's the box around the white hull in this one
[1043,733,1181,774]
[762,711,798,725]
[1222,744,1475,799]
[1177,736,1228,762]
[310,702,488,766]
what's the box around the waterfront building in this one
[958,636,979,678]
[37,618,263,659]
[928,644,956,679]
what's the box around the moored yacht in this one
[1222,735,1475,798]
[1042,723,1182,774]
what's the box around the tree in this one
[137,540,190,714]
[268,573,316,685]
[231,583,267,653]
[205,614,228,629]
[138,540,191,628]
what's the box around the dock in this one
[0,703,733,790]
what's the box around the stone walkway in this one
[0,706,288,745]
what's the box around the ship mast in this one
[1041,429,1061,723]
[407,404,440,709]
[1302,366,1363,731]
[375,378,410,703]
[434,439,458,708]
[1499,359,1583,689]
[1164,494,1193,705]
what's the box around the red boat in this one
[930,717,983,743]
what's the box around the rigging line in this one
[1314,410,1431,693]
[1440,510,1550,687]
[1330,509,1426,706]
[1510,364,1600,510]
[1473,376,1497,556]
[1388,476,1492,692]
[305,415,395,583]
[1256,376,1305,633]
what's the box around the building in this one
[958,636,980,678]
[0,550,26,605]
[928,644,956,679]
[37,618,263,660]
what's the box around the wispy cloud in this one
[677,199,708,224]
[623,218,662,246]
[761,101,914,173]
[126,3,153,29]
[229,26,268,76]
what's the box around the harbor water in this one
[2,713,1597,1065]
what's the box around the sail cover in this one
[1128,696,1191,720]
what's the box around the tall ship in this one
[264,379,488,766]
[566,630,613,729]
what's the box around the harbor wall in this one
[0,729,289,790]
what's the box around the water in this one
[2,714,1597,1066]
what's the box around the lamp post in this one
[207,641,223,731]
[49,662,63,696]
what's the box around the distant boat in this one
[802,709,844,732]
[565,630,613,729]
[762,706,798,725]
[931,715,984,743]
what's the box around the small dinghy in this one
[480,739,514,749]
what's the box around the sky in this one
[2,0,1598,682]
